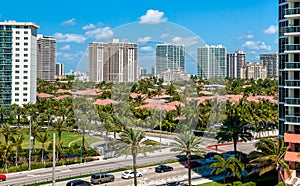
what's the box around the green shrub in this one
[233,181,242,186]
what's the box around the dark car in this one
[91,173,114,184]
[0,174,6,182]
[184,160,201,168]
[155,164,174,173]
[66,179,91,186]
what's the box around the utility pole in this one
[28,117,31,171]
[52,133,56,186]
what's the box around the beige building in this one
[161,68,190,83]
[260,50,278,78]
[37,35,56,81]
[240,62,266,80]
[89,39,138,83]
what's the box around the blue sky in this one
[0,0,278,75]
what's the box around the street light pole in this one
[29,116,31,171]
[159,104,162,152]
[52,133,56,186]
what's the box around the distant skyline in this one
[0,0,277,75]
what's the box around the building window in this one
[23,99,27,102]
[24,43,28,46]
[15,82,19,85]
[24,70,28,74]
[15,99,19,102]
[24,76,28,79]
[23,82,28,85]
[16,42,20,46]
[24,65,28,68]
[15,65,19,68]
[16,31,20,34]
[15,54,19,57]
[16,48,20,51]
[24,59,28,62]
[15,59,19,62]
[15,70,19,73]
[15,76,19,79]
[24,31,28,34]
[16,37,20,40]
[15,87,19,90]
[23,93,27,96]
[24,37,28,40]
[24,48,28,51]
[23,87,27,91]
[24,26,28,29]
[15,93,19,96]
[24,54,28,57]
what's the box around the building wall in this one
[227,50,245,78]
[56,63,64,76]
[156,44,185,75]
[197,45,226,79]
[240,62,266,80]
[37,35,56,81]
[88,39,138,83]
[0,21,38,108]
[260,51,279,78]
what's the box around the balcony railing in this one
[285,98,300,105]
[285,80,300,86]
[285,132,300,143]
[286,115,300,123]
[283,26,300,33]
[285,8,300,16]
[285,62,300,69]
[285,44,300,51]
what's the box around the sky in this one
[0,0,278,75]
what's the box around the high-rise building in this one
[260,51,279,78]
[156,44,185,76]
[227,50,246,79]
[88,39,138,83]
[240,62,266,80]
[197,45,226,78]
[152,65,157,77]
[279,0,300,181]
[37,35,56,81]
[0,21,38,108]
[56,63,64,76]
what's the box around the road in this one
[3,136,256,186]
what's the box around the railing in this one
[283,26,300,33]
[286,115,300,123]
[286,80,300,87]
[285,44,300,51]
[285,98,300,105]
[285,8,300,15]
[285,63,300,69]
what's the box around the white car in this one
[205,157,219,164]
[121,170,143,179]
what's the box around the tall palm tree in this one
[36,129,50,165]
[0,143,12,173]
[11,104,23,128]
[210,155,244,184]
[53,119,68,142]
[9,133,25,166]
[170,130,205,186]
[1,122,15,145]
[30,121,42,150]
[115,128,153,186]
[248,137,290,186]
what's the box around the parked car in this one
[66,179,91,186]
[91,173,114,184]
[121,170,143,179]
[0,174,6,182]
[184,160,202,168]
[155,164,174,173]
[205,157,219,164]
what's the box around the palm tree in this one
[0,105,7,128]
[30,121,42,150]
[9,133,25,166]
[248,137,290,186]
[53,119,68,142]
[11,104,23,128]
[36,129,50,165]
[210,155,245,184]
[170,130,205,186]
[115,128,153,186]
[0,143,13,173]
[1,122,15,145]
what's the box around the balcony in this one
[285,63,300,70]
[285,131,300,143]
[286,115,300,124]
[283,26,300,35]
[285,151,300,162]
[285,8,300,18]
[285,98,300,106]
[285,80,300,87]
[285,44,300,53]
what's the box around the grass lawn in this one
[0,129,103,149]
[197,182,223,186]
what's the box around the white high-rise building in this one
[0,21,39,108]
[227,50,246,79]
[197,45,226,79]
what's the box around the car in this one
[121,170,143,179]
[91,173,114,184]
[205,157,219,164]
[0,174,6,182]
[66,179,91,186]
[184,160,202,168]
[155,164,174,173]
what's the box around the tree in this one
[170,130,205,186]
[36,129,50,165]
[11,104,23,128]
[53,119,68,143]
[210,155,245,184]
[1,122,15,145]
[0,105,7,128]
[248,137,290,186]
[9,133,25,166]
[115,128,153,186]
[0,143,12,173]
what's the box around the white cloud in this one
[57,51,84,61]
[242,41,272,51]
[171,36,199,46]
[60,45,71,51]
[139,9,167,24]
[61,18,76,26]
[137,36,151,44]
[160,33,170,39]
[54,33,87,44]
[85,27,113,40]
[237,31,254,40]
[82,23,96,30]
[140,46,153,52]
[264,25,278,34]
